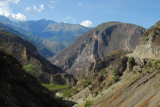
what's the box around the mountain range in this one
[0,16,91,58]
[1,14,160,107]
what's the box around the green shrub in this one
[147,71,150,73]
[153,60,160,68]
[61,87,78,98]
[154,30,159,35]
[0,46,3,50]
[111,87,115,90]
[146,38,149,41]
[42,84,77,98]
[84,101,93,107]
[147,62,152,68]
[82,76,91,87]
[42,84,69,91]
[113,69,118,75]
[138,70,142,73]
[84,77,88,80]
[128,57,134,64]
[132,70,136,74]
[113,69,120,82]
[23,64,36,76]
[113,75,119,82]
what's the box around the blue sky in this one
[0,0,160,28]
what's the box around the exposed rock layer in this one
[92,58,160,107]
[66,52,160,107]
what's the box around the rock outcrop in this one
[128,21,160,59]
[50,22,146,79]
[0,30,77,85]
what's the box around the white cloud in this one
[34,4,44,13]
[0,2,10,17]
[11,13,26,21]
[49,0,59,9]
[25,6,33,15]
[0,0,26,21]
[80,20,93,27]
[26,7,31,11]
[0,0,20,4]
[65,16,71,20]
[78,3,82,6]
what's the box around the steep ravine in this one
[0,50,74,107]
[0,30,77,85]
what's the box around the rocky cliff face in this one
[50,22,146,79]
[66,51,129,105]
[0,30,77,85]
[129,21,160,58]
[0,50,71,107]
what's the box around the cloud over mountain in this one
[80,20,93,27]
[0,0,26,21]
